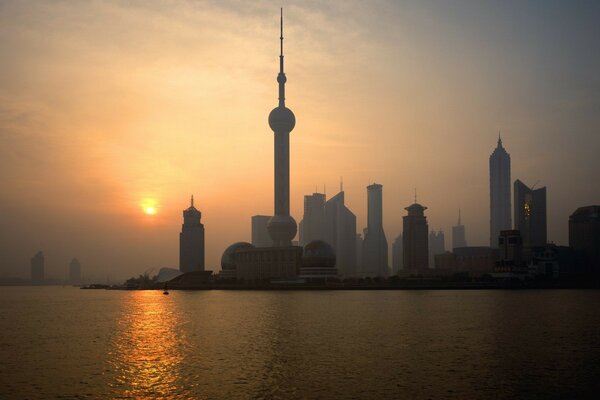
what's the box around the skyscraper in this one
[428,230,445,268]
[179,195,205,273]
[324,190,357,277]
[30,251,44,282]
[299,193,326,246]
[251,215,272,247]
[392,233,403,275]
[569,205,600,274]
[361,183,388,277]
[514,179,547,247]
[452,209,467,249]
[69,258,81,284]
[490,134,511,246]
[267,9,297,247]
[403,202,429,273]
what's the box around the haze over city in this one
[1,0,599,281]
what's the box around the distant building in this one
[569,205,600,274]
[251,215,272,247]
[233,246,303,281]
[361,184,388,277]
[435,247,498,276]
[179,195,205,273]
[452,209,467,249]
[69,258,81,284]
[493,230,526,277]
[30,251,44,282]
[324,190,357,278]
[356,232,364,272]
[403,202,429,273]
[490,135,511,246]
[299,240,338,281]
[392,233,403,275]
[428,230,445,268]
[299,193,326,246]
[514,180,547,247]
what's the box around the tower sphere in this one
[268,106,296,133]
[267,214,297,246]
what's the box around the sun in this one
[140,198,158,215]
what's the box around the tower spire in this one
[414,188,417,203]
[191,194,194,207]
[277,8,286,107]
[340,176,344,192]
[458,208,461,225]
[498,130,502,146]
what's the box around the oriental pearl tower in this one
[267,9,297,247]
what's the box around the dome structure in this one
[302,240,336,268]
[267,215,297,247]
[221,242,254,270]
[268,106,296,133]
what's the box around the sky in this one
[1,0,599,282]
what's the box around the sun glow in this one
[141,199,158,215]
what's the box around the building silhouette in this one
[514,179,547,247]
[69,258,81,284]
[356,232,364,271]
[251,215,272,247]
[569,205,600,274]
[299,192,325,245]
[266,9,297,247]
[392,233,403,275]
[428,230,445,268]
[490,134,512,246]
[452,209,467,249]
[403,202,429,273]
[361,183,388,277]
[179,195,205,273]
[30,251,44,282]
[324,189,357,278]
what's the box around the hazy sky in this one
[1,0,599,281]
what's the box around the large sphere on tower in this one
[267,214,297,246]
[268,106,296,133]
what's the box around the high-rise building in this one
[490,134,511,246]
[324,190,357,277]
[428,230,445,268]
[403,202,429,273]
[251,215,272,247]
[361,183,388,277]
[569,205,600,274]
[266,9,297,247]
[179,195,205,273]
[356,232,364,271]
[30,251,44,282]
[514,180,547,247]
[299,193,326,246]
[69,258,81,284]
[452,209,467,249]
[392,233,403,275]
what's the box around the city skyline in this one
[1,1,599,280]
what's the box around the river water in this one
[0,287,598,399]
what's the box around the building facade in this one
[251,215,272,247]
[324,191,357,278]
[299,193,326,245]
[569,205,600,274]
[429,230,445,268]
[514,179,547,247]
[490,135,512,246]
[179,195,205,273]
[361,183,388,277]
[391,233,403,275]
[452,209,467,249]
[403,202,429,273]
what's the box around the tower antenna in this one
[191,194,194,207]
[340,176,343,192]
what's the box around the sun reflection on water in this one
[108,291,191,399]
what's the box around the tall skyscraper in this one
[356,232,364,271]
[251,215,272,247]
[569,205,600,274]
[361,183,388,277]
[30,251,44,282]
[69,258,81,284]
[403,202,429,273]
[299,193,326,245]
[428,230,445,268]
[452,209,467,249]
[490,134,511,246]
[392,233,403,275]
[324,190,357,277]
[267,9,297,247]
[514,179,547,247]
[179,195,205,273]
